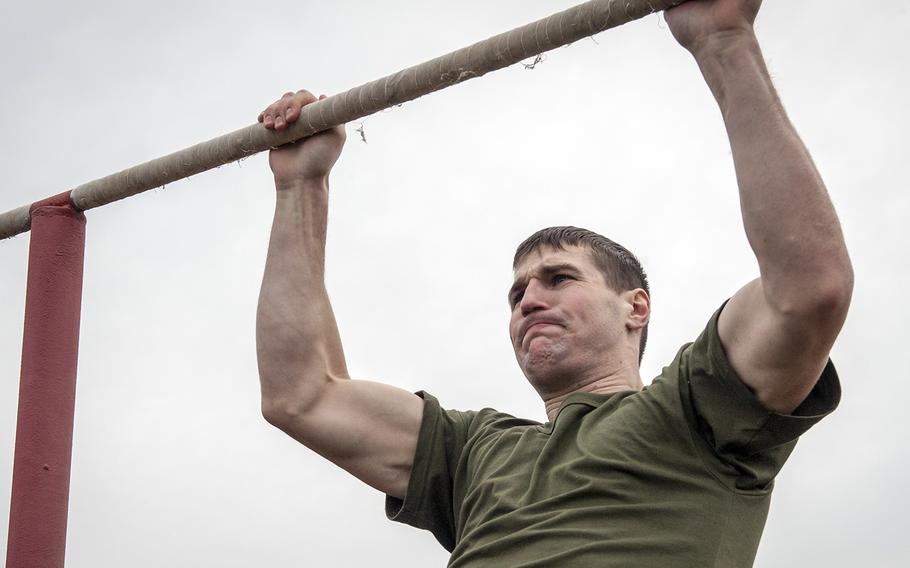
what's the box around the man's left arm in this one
[667,0,854,415]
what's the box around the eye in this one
[552,273,572,284]
[510,289,524,308]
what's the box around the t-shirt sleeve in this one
[679,301,842,491]
[385,391,475,552]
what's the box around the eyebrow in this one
[508,262,583,304]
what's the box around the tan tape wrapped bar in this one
[0,206,32,239]
[0,0,684,240]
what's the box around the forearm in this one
[256,178,349,416]
[694,32,853,311]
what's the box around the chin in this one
[521,354,573,392]
[518,337,579,388]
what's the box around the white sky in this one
[1,1,908,566]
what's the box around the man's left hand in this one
[665,0,762,56]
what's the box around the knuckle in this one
[296,88,317,104]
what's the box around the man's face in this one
[508,245,628,393]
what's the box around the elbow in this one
[773,262,854,323]
[258,356,333,431]
[261,397,289,428]
[256,331,330,428]
[260,384,325,432]
[809,260,854,316]
[261,400,294,431]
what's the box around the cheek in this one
[572,298,616,338]
[592,303,624,339]
[508,314,519,344]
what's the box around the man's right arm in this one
[256,90,424,499]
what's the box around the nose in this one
[519,279,549,316]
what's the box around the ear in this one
[622,288,650,331]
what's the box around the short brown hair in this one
[513,226,650,362]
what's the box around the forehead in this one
[512,245,599,280]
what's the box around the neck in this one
[541,365,643,422]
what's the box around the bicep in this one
[277,378,424,499]
[718,278,847,415]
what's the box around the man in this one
[255,0,852,565]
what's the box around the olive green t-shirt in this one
[386,305,840,567]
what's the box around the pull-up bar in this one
[0,0,683,241]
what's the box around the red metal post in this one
[6,193,85,568]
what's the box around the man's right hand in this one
[258,89,346,189]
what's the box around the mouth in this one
[521,320,560,343]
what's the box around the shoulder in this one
[656,303,841,487]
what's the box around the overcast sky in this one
[1,1,908,566]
